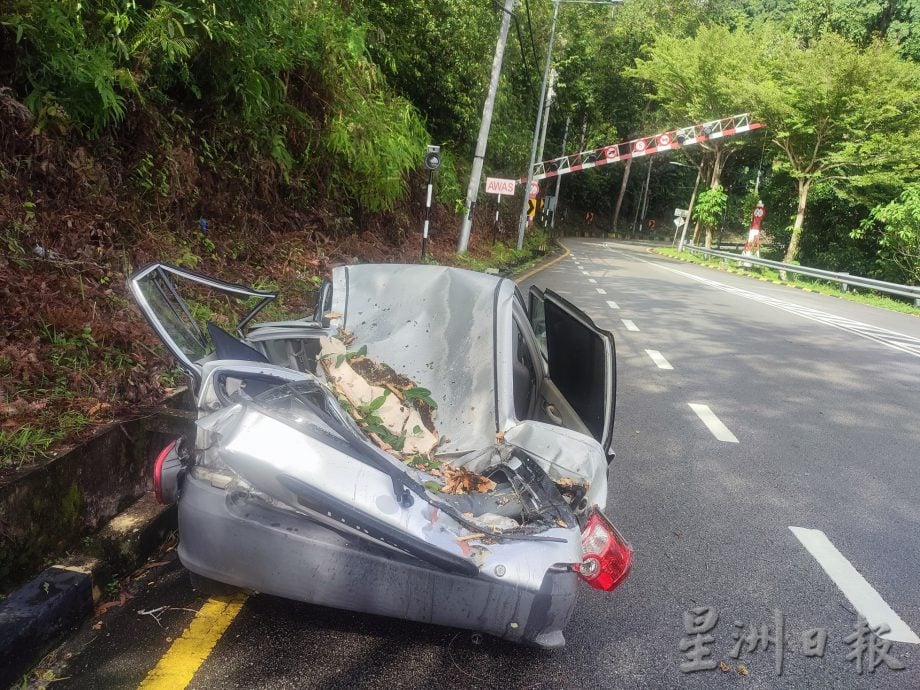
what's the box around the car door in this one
[128,263,277,388]
[528,286,616,456]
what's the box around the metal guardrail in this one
[684,244,920,306]
[714,242,775,252]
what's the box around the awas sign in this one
[485,177,517,196]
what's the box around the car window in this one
[529,294,547,359]
[512,318,538,420]
[544,298,610,446]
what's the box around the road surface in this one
[40,239,920,689]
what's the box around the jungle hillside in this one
[2,0,920,466]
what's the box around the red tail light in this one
[575,509,632,591]
[153,439,179,505]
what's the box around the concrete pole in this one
[536,70,556,165]
[611,157,631,236]
[516,0,561,250]
[638,158,653,231]
[678,166,702,251]
[550,115,570,230]
[457,0,516,253]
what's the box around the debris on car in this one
[130,261,632,648]
[318,331,497,495]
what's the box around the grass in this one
[453,230,551,275]
[0,413,92,467]
[653,247,920,317]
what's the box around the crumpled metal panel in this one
[503,420,608,508]
[329,264,505,454]
[198,402,583,588]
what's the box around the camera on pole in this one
[424,145,441,171]
[421,145,441,260]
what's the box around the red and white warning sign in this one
[529,180,540,197]
[658,134,671,147]
[485,177,517,195]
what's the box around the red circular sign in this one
[634,141,646,152]
[605,147,618,160]
[658,134,671,147]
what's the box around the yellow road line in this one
[138,593,248,690]
[514,240,570,284]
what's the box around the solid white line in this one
[688,403,738,443]
[606,300,619,309]
[645,349,672,370]
[588,278,597,284]
[596,288,607,295]
[639,259,920,359]
[621,319,639,332]
[789,527,920,644]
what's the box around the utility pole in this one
[632,159,652,233]
[611,158,631,236]
[550,115,570,230]
[457,0,516,254]
[517,0,561,250]
[536,69,556,164]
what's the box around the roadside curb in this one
[513,241,571,284]
[0,493,176,687]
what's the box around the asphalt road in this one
[40,238,920,689]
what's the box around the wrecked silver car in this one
[129,262,631,648]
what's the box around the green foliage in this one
[403,386,437,411]
[693,186,728,229]
[2,0,430,211]
[629,25,758,125]
[745,30,920,260]
[0,426,58,466]
[855,185,920,285]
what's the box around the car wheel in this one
[188,571,241,597]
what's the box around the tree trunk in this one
[691,155,713,244]
[783,177,811,263]
[703,147,725,248]
[612,157,632,235]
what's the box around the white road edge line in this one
[645,349,672,370]
[789,526,920,644]
[596,288,607,295]
[621,319,639,332]
[606,300,619,310]
[688,403,738,443]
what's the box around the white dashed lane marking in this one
[621,319,639,332]
[588,278,597,284]
[642,260,920,359]
[789,527,920,644]
[596,288,607,295]
[606,300,619,309]
[645,349,672,370]
[688,403,738,443]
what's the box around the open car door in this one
[529,286,616,456]
[127,263,277,388]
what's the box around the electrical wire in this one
[522,0,541,74]
[490,0,539,106]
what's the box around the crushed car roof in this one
[327,264,515,454]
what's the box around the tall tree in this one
[748,30,920,261]
[628,25,762,244]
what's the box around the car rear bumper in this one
[178,477,578,647]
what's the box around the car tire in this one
[188,571,241,597]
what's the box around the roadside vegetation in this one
[654,247,920,317]
[2,0,920,465]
